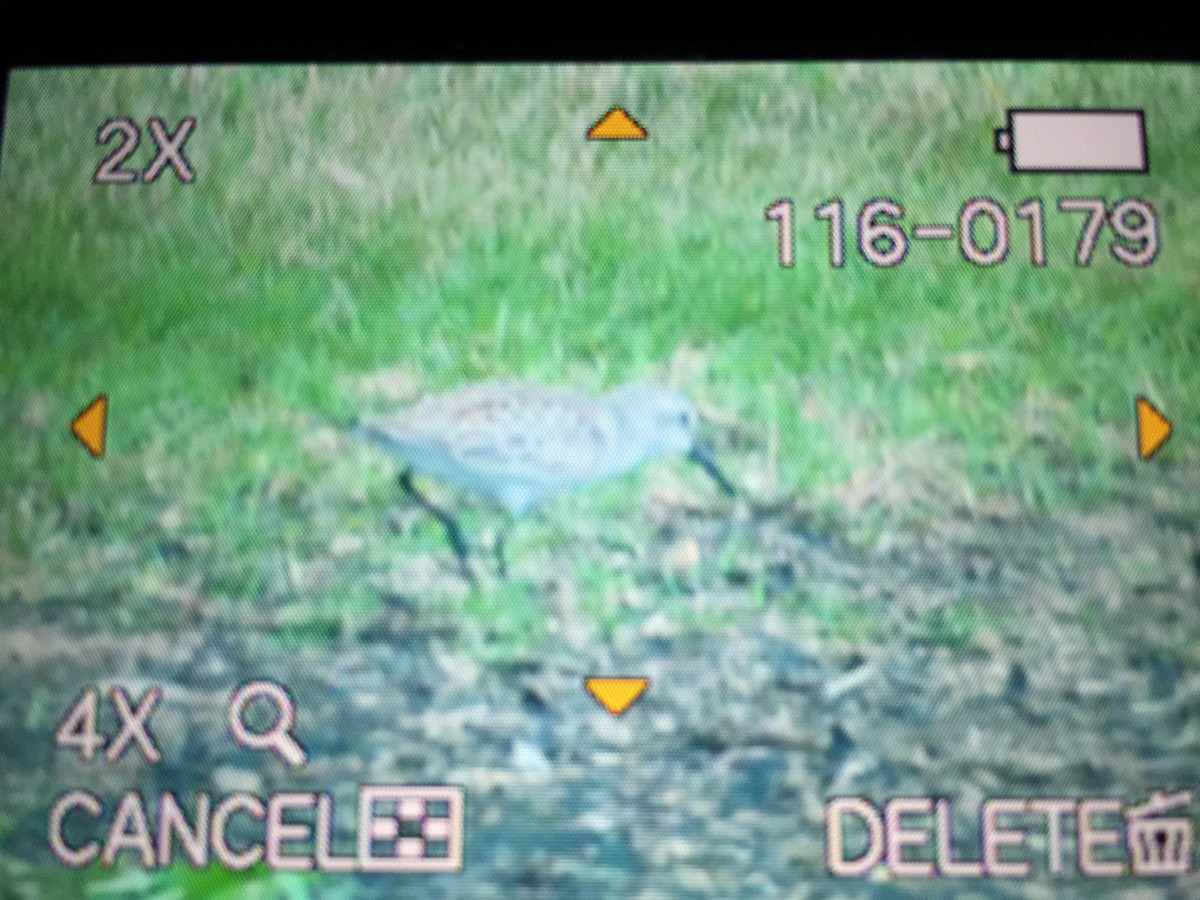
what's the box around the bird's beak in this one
[688,444,736,497]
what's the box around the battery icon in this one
[995,109,1148,174]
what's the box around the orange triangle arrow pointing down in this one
[585,677,649,715]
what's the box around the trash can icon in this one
[1126,790,1194,876]
[995,109,1148,174]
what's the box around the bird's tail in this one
[347,417,406,455]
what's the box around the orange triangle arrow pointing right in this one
[1135,396,1172,461]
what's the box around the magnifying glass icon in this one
[228,680,308,768]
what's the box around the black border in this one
[2,13,1200,68]
[0,65,8,182]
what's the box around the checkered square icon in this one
[358,785,464,872]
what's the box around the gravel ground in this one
[1,471,1199,898]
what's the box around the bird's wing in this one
[358,381,614,487]
[447,384,614,485]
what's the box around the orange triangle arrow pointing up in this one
[587,108,647,140]
[71,394,107,457]
[1135,396,1172,460]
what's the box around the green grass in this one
[0,860,341,900]
[2,62,1198,637]
[778,585,887,644]
[915,596,1017,651]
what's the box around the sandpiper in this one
[352,380,735,579]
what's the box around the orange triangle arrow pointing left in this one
[71,394,107,457]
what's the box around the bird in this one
[350,379,735,580]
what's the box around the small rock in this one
[675,865,714,893]
[868,864,893,882]
[509,739,552,776]
[212,766,263,796]
[348,689,382,712]
[265,474,303,504]
[975,627,1004,656]
[588,717,636,750]
[612,622,641,653]
[326,161,367,190]
[157,505,184,530]
[432,640,481,690]
[640,611,680,641]
[301,426,342,461]
[667,345,709,383]
[191,649,231,682]
[146,704,188,761]
[826,751,876,796]
[820,663,875,704]
[285,556,334,592]
[329,533,365,558]
[801,392,821,422]
[20,393,48,430]
[648,836,700,866]
[480,804,503,827]
[559,618,595,653]
[664,536,700,573]
[648,713,676,735]
[357,364,421,402]
[607,582,648,610]
[387,507,425,534]
[573,809,615,833]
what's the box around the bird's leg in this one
[398,469,475,583]
[493,518,513,579]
